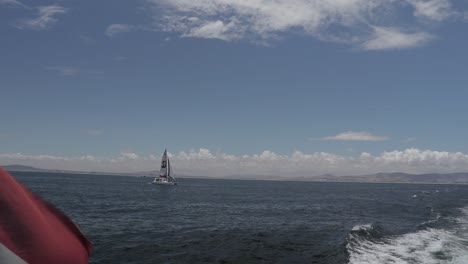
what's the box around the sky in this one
[1,0,468,176]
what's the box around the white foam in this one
[455,207,468,228]
[420,213,442,226]
[347,207,468,264]
[351,223,373,231]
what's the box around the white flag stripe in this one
[0,243,28,264]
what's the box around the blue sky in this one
[1,0,468,175]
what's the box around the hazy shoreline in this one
[4,165,468,185]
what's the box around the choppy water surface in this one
[12,172,468,264]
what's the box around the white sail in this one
[167,159,176,182]
[159,149,168,177]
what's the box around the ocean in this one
[11,171,468,264]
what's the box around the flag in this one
[0,167,92,264]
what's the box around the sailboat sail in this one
[167,159,176,182]
[153,149,177,185]
[159,149,168,177]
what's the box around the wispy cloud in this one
[407,0,453,21]
[362,26,433,50]
[147,0,459,49]
[45,66,103,76]
[14,5,67,30]
[0,0,28,8]
[82,130,103,136]
[45,66,78,76]
[321,131,389,141]
[79,34,96,45]
[182,20,241,41]
[105,24,134,36]
[2,148,468,176]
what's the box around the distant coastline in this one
[1,165,149,177]
[3,164,468,185]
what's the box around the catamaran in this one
[152,149,177,185]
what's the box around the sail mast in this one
[168,159,171,180]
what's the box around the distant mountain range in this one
[2,164,468,184]
[1,165,149,176]
[287,172,468,184]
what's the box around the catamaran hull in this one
[152,181,177,186]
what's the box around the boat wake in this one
[346,207,468,264]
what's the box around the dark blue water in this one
[11,171,468,264]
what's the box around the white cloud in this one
[0,0,28,8]
[362,26,433,50]
[322,131,389,141]
[120,152,139,160]
[147,0,458,49]
[105,24,134,36]
[375,148,468,169]
[151,0,383,41]
[1,153,70,161]
[183,20,241,41]
[407,0,453,21]
[15,5,67,30]
[3,148,468,176]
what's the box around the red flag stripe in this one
[0,168,92,264]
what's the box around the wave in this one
[347,207,468,264]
